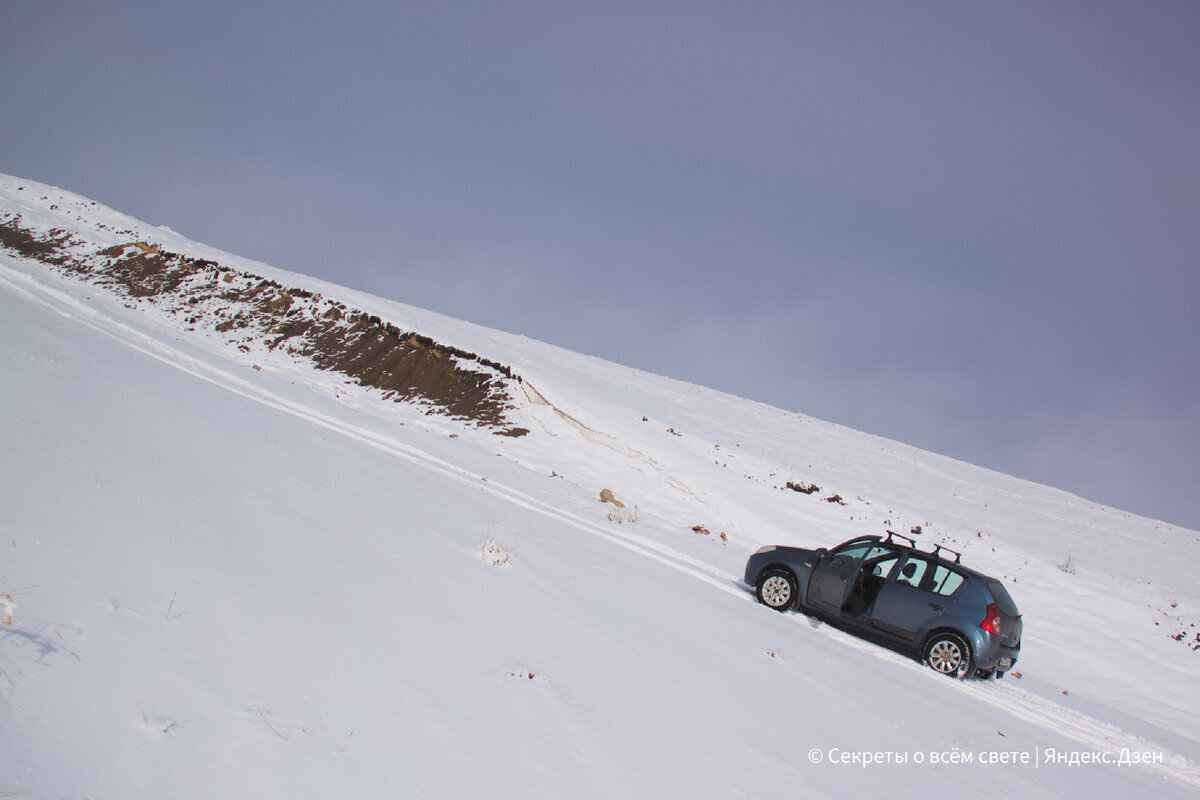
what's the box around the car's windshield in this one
[829,537,880,560]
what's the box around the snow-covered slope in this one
[2,175,1197,797]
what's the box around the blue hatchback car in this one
[744,532,1022,679]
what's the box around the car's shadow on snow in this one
[737,581,967,677]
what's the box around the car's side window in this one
[930,565,965,596]
[894,556,929,588]
[869,556,899,578]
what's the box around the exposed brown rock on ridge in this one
[1,214,529,436]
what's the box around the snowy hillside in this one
[2,174,1198,797]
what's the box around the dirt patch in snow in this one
[1,215,528,436]
[0,220,71,264]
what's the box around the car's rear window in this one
[986,580,1020,616]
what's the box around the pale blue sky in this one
[4,1,1198,529]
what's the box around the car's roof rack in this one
[885,530,964,564]
[933,544,963,564]
[884,530,917,548]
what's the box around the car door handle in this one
[928,603,943,611]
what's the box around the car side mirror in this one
[816,548,828,561]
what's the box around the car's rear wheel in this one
[924,632,972,679]
[756,568,798,612]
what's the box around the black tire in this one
[756,568,798,612]
[923,632,973,679]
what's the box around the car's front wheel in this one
[924,632,972,679]
[756,568,798,612]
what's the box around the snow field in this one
[2,175,1198,797]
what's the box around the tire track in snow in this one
[777,603,1200,789]
[0,261,740,600]
[6,259,1198,791]
[960,680,1200,789]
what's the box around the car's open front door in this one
[804,536,882,613]
[806,554,861,613]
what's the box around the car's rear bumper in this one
[973,634,1021,673]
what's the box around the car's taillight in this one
[980,603,1001,636]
